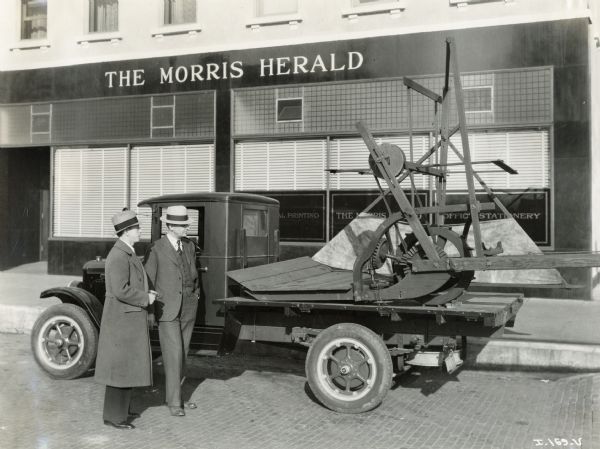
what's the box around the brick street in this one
[0,333,598,449]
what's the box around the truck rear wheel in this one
[31,303,98,380]
[305,323,392,414]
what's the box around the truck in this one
[30,189,524,414]
[30,38,600,414]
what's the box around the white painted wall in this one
[589,0,600,300]
[0,0,592,70]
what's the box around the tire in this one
[305,323,393,414]
[31,303,98,380]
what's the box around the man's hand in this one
[148,290,158,305]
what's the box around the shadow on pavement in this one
[130,351,307,417]
[391,367,462,396]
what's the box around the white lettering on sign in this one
[259,52,363,77]
[105,69,145,88]
[104,52,364,87]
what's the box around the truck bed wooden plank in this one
[228,257,321,284]
[248,291,355,302]
[229,257,374,293]
[251,271,355,292]
[446,252,600,271]
[216,292,523,328]
[240,265,338,291]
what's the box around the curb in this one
[0,304,48,335]
[466,337,600,372]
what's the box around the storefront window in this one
[53,147,128,238]
[21,0,47,40]
[52,144,214,238]
[130,144,214,234]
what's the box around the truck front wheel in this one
[305,323,393,414]
[31,303,98,380]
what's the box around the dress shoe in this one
[184,401,197,409]
[169,406,185,417]
[104,420,135,430]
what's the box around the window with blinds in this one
[130,144,215,232]
[235,130,549,194]
[53,147,128,238]
[330,135,429,190]
[235,140,326,191]
[53,144,214,238]
[446,129,550,191]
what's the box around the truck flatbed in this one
[216,291,523,328]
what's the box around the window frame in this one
[88,0,120,34]
[254,0,298,18]
[275,97,303,124]
[163,0,197,26]
[463,85,494,114]
[20,0,48,40]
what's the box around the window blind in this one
[53,147,127,238]
[131,144,215,232]
[447,129,549,191]
[330,135,428,190]
[235,140,326,191]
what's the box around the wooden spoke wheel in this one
[31,304,98,380]
[306,323,393,414]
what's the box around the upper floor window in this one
[164,0,196,25]
[21,0,47,40]
[352,0,391,5]
[255,0,298,17]
[89,0,119,33]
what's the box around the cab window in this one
[243,209,268,237]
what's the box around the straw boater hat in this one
[111,209,139,233]
[160,205,194,225]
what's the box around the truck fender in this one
[40,287,103,329]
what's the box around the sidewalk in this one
[1,262,599,371]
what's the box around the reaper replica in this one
[229,37,600,307]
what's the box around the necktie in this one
[177,240,182,255]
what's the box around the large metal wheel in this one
[369,225,473,301]
[306,323,393,414]
[31,303,98,380]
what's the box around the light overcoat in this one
[94,239,152,388]
[144,236,199,322]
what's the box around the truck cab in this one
[32,192,279,379]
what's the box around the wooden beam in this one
[445,253,600,271]
[403,161,444,177]
[403,77,442,103]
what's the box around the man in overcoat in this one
[144,205,200,417]
[95,210,157,429]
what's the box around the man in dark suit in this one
[95,210,157,429]
[144,205,200,417]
